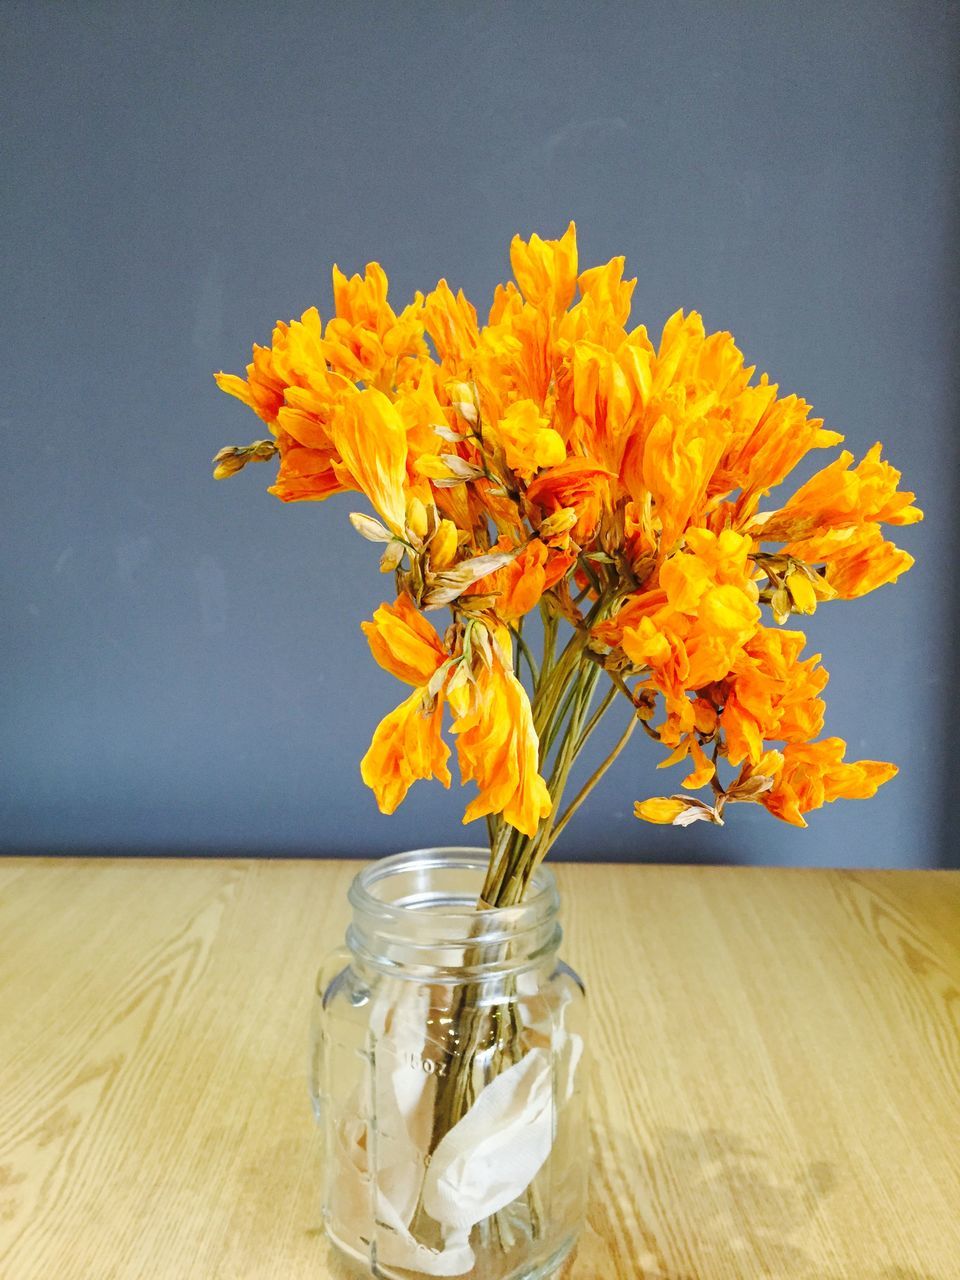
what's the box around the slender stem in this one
[527,663,600,872]
[531,595,605,740]
[512,624,540,687]
[573,681,618,755]
[577,557,604,598]
[540,675,581,761]
[540,602,557,683]
[551,712,639,844]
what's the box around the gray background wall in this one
[2,1,956,867]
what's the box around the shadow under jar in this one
[310,847,589,1279]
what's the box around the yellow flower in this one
[406,497,429,540]
[785,570,817,614]
[211,439,277,479]
[429,519,460,570]
[493,399,566,481]
[329,389,409,533]
[360,691,451,814]
[450,650,551,837]
[634,797,688,824]
[633,794,723,826]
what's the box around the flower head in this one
[360,690,451,815]
[449,642,551,838]
[213,224,920,853]
[362,594,448,687]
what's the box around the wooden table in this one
[0,859,957,1279]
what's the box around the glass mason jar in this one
[310,847,588,1280]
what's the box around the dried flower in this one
[212,223,920,889]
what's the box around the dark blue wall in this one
[2,1,955,866]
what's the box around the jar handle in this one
[308,946,351,1124]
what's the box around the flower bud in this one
[406,497,429,540]
[539,508,578,539]
[350,512,393,543]
[379,541,405,573]
[770,586,791,625]
[211,440,278,479]
[785,570,816,615]
[430,519,459,570]
[446,380,479,425]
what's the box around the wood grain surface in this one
[0,859,957,1279]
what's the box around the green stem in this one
[551,711,639,844]
[540,602,557,684]
[573,681,618,755]
[540,675,581,761]
[512,623,540,687]
[526,663,601,873]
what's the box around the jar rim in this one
[347,845,558,929]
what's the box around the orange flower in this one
[360,691,451,814]
[526,457,614,542]
[393,369,458,500]
[474,538,574,622]
[559,338,652,477]
[510,222,579,317]
[712,628,828,766]
[322,262,426,387]
[608,530,761,691]
[476,301,554,412]
[361,594,448,687]
[760,444,922,541]
[449,650,551,837]
[268,430,345,504]
[786,523,915,599]
[714,381,843,516]
[565,256,637,341]
[213,226,920,854]
[423,279,480,368]
[634,410,727,553]
[657,733,716,790]
[215,307,325,427]
[756,740,898,828]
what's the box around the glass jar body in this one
[310,848,588,1280]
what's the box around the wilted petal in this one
[361,692,451,814]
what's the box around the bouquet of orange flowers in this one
[213,223,920,904]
